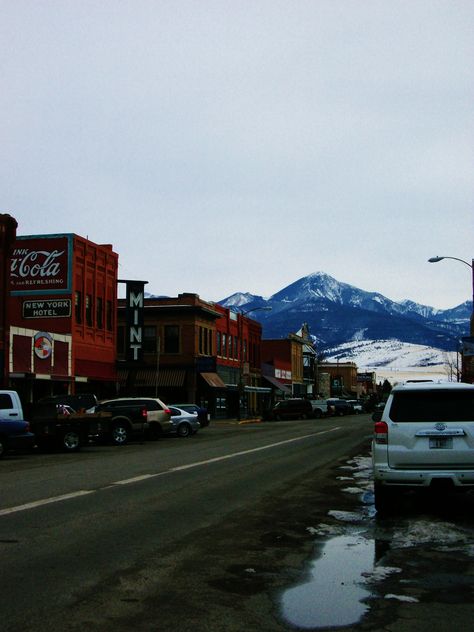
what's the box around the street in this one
[1,415,474,631]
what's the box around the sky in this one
[1,1,473,309]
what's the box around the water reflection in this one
[281,534,374,629]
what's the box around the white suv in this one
[372,381,474,512]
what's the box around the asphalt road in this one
[2,414,474,632]
[0,414,370,631]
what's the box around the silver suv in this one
[372,381,474,512]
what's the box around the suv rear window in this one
[389,390,474,423]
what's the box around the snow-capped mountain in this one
[220,271,470,352]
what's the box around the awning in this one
[117,368,186,388]
[244,385,272,393]
[200,372,227,388]
[263,375,292,394]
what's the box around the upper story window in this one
[164,325,179,354]
[106,300,113,331]
[143,326,157,353]
[75,291,82,324]
[85,294,93,327]
[96,297,104,329]
[216,331,221,356]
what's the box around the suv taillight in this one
[374,421,388,445]
[141,407,148,420]
[163,407,171,415]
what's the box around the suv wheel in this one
[112,422,129,445]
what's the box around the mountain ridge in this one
[219,271,469,351]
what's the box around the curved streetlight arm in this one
[429,255,474,337]
[428,256,473,269]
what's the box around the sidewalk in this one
[213,416,263,426]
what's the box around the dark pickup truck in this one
[91,397,173,445]
[30,403,112,452]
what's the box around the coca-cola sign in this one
[10,235,72,295]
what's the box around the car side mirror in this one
[372,411,382,422]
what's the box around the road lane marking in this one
[1,426,342,516]
[169,427,342,471]
[0,490,94,516]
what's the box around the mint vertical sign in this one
[122,280,148,363]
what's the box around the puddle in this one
[280,534,375,629]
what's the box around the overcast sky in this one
[1,1,473,309]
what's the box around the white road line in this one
[0,490,94,516]
[1,426,341,516]
[170,427,341,471]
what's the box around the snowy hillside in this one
[324,340,459,383]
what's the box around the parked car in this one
[170,403,210,427]
[91,397,173,444]
[327,399,353,416]
[347,399,364,414]
[0,418,35,458]
[168,406,201,437]
[372,381,474,512]
[308,399,330,418]
[268,399,314,421]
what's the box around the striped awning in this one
[200,372,227,388]
[117,368,186,388]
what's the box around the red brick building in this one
[7,233,118,403]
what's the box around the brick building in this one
[117,294,268,418]
[7,233,118,404]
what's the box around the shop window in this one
[164,325,179,354]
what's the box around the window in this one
[85,294,93,327]
[228,335,233,359]
[0,394,13,409]
[143,326,157,353]
[117,326,125,354]
[75,291,82,324]
[164,325,179,353]
[208,329,213,356]
[96,297,103,329]
[217,332,221,356]
[234,336,238,359]
[222,333,227,358]
[106,300,113,331]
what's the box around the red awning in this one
[200,372,227,388]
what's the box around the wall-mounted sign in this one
[34,332,53,359]
[10,234,72,295]
[119,279,148,363]
[23,299,72,319]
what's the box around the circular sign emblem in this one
[34,332,53,360]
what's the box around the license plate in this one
[429,437,453,449]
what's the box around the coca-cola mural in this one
[9,235,72,295]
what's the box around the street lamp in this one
[237,306,272,420]
[429,255,474,383]
[428,256,474,335]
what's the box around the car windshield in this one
[389,390,474,423]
